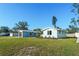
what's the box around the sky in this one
[0,3,75,29]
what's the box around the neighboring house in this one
[10,30,39,38]
[66,29,79,38]
[0,33,9,36]
[18,30,38,38]
[10,32,18,37]
[10,28,66,38]
[66,33,75,38]
[41,28,66,38]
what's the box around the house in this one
[10,32,18,37]
[18,30,38,38]
[41,28,66,38]
[66,33,75,38]
[10,30,39,38]
[0,33,9,36]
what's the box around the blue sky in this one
[0,3,75,29]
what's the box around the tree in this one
[71,18,77,31]
[56,26,62,29]
[13,21,28,30]
[71,3,79,26]
[52,16,57,28]
[67,3,79,33]
[0,26,10,33]
[72,3,79,28]
[68,18,79,33]
[71,3,79,15]
[33,28,41,32]
[70,18,77,25]
[77,18,79,25]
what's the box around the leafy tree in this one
[70,18,77,25]
[70,18,77,31]
[67,3,79,33]
[71,3,79,26]
[77,18,79,24]
[0,26,10,33]
[68,25,76,33]
[56,26,62,30]
[71,3,79,15]
[13,21,28,30]
[33,28,41,32]
[52,16,57,28]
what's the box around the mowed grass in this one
[0,37,79,56]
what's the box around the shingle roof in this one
[42,27,61,31]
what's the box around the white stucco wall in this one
[10,33,18,37]
[10,33,13,37]
[75,33,79,37]
[75,33,79,43]
[41,28,58,38]
[41,28,66,38]
[18,32,23,38]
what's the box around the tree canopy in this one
[0,26,10,33]
[67,3,79,33]
[52,16,57,28]
[13,21,28,30]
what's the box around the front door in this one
[29,32,32,37]
[19,32,22,37]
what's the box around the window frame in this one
[47,30,52,35]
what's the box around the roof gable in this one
[42,27,61,31]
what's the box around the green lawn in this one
[0,36,78,56]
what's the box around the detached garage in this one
[18,30,37,38]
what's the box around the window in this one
[47,30,52,35]
[58,30,61,34]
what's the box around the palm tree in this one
[52,16,57,28]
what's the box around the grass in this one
[0,36,78,56]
